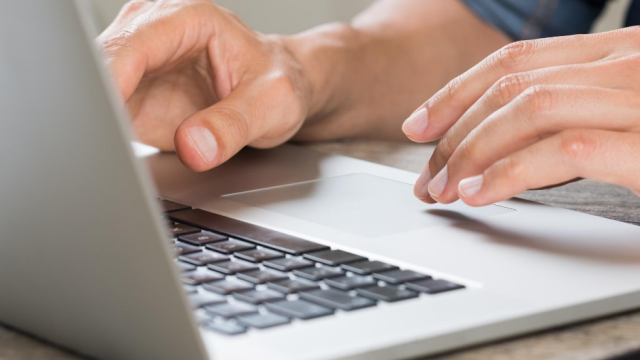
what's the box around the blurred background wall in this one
[90,0,632,35]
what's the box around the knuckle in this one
[120,0,148,17]
[490,73,530,108]
[101,28,137,54]
[500,156,527,184]
[519,85,555,116]
[443,76,464,107]
[214,106,251,145]
[559,130,597,161]
[494,41,535,70]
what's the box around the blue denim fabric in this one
[460,0,640,40]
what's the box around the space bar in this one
[169,209,328,255]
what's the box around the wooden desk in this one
[2,140,640,360]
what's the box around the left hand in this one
[402,27,640,206]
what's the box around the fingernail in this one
[186,126,217,164]
[459,175,484,198]
[402,107,429,136]
[414,167,432,200]
[428,166,448,198]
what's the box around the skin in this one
[406,28,640,206]
[97,0,508,172]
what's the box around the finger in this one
[424,86,640,203]
[174,74,307,171]
[427,55,640,174]
[97,0,218,101]
[457,129,640,206]
[98,0,153,41]
[403,34,615,143]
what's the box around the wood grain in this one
[2,140,639,360]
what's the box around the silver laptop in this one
[2,1,640,360]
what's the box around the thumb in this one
[174,76,306,172]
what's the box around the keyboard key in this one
[202,279,254,295]
[324,275,376,290]
[188,292,227,308]
[181,270,225,285]
[205,302,258,318]
[160,200,191,213]
[263,257,314,272]
[171,243,202,256]
[264,300,334,320]
[202,319,246,335]
[236,313,291,329]
[405,279,465,294]
[356,285,419,302]
[300,289,376,311]
[233,289,286,304]
[206,240,255,254]
[207,260,258,275]
[178,231,227,246]
[170,209,329,255]
[236,269,289,284]
[234,248,285,263]
[167,223,200,238]
[176,261,196,272]
[303,250,366,266]
[372,270,430,284]
[293,266,343,281]
[267,278,320,294]
[179,251,230,266]
[341,260,398,275]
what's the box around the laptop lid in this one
[0,1,208,359]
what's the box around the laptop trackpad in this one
[223,174,514,237]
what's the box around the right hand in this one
[98,0,313,171]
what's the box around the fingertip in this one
[175,123,220,172]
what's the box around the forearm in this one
[286,0,511,142]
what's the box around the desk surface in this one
[2,140,640,360]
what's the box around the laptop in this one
[2,1,640,360]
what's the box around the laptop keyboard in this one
[161,199,465,336]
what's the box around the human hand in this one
[403,27,640,206]
[98,0,313,171]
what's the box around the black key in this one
[178,231,227,246]
[406,279,465,294]
[356,285,419,302]
[183,284,197,293]
[171,243,202,256]
[372,270,430,284]
[160,200,191,213]
[188,292,227,308]
[324,275,376,290]
[206,240,255,254]
[263,257,314,272]
[267,278,320,294]
[236,313,291,329]
[205,302,258,318]
[293,266,343,281]
[264,300,334,320]
[234,248,285,263]
[176,261,196,272]
[202,320,246,335]
[236,269,289,284]
[233,289,286,304]
[170,209,329,255]
[167,223,200,238]
[202,279,254,295]
[300,289,376,311]
[207,260,258,275]
[179,251,230,266]
[303,250,366,266]
[341,260,398,275]
[181,270,225,285]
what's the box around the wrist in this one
[281,22,367,140]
